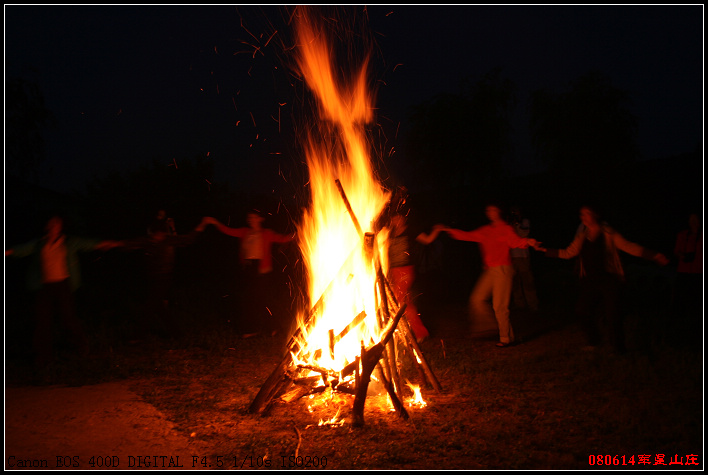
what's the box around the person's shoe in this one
[495,341,512,348]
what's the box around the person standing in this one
[386,212,445,343]
[540,205,669,354]
[122,216,210,338]
[5,214,121,371]
[442,203,542,347]
[509,206,539,313]
[672,211,702,338]
[203,211,296,337]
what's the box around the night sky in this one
[4,5,703,195]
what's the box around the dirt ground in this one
[4,262,702,470]
[5,381,212,470]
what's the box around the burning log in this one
[376,362,409,421]
[352,303,406,427]
[381,272,443,392]
[334,178,364,237]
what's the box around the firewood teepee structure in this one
[248,182,441,427]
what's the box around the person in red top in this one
[203,211,296,337]
[442,203,542,347]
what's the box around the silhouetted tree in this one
[403,67,517,193]
[6,75,54,181]
[529,71,639,185]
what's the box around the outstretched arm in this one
[203,217,248,238]
[416,224,445,245]
[443,226,483,242]
[612,232,669,266]
[94,240,123,251]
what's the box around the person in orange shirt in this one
[203,211,296,337]
[6,214,121,371]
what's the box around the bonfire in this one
[248,7,441,427]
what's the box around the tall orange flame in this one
[292,8,391,373]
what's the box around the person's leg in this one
[240,260,262,336]
[33,285,55,369]
[491,265,515,344]
[392,266,428,341]
[519,258,539,311]
[601,276,625,354]
[469,268,496,333]
[56,280,89,356]
[576,278,601,347]
[511,258,526,309]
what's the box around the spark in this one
[239,16,260,43]
[250,112,257,127]
[393,63,403,72]
[264,30,278,48]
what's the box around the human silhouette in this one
[442,203,542,347]
[672,210,702,340]
[386,212,445,343]
[122,216,210,339]
[203,211,296,337]
[509,205,539,313]
[539,204,669,354]
[5,214,121,372]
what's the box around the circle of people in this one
[8,201,699,372]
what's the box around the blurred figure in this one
[509,205,539,313]
[148,209,176,237]
[672,211,702,338]
[386,212,445,343]
[203,211,296,337]
[442,203,542,348]
[122,216,210,339]
[540,205,668,354]
[5,214,121,371]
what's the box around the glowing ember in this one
[406,382,427,408]
[292,8,391,375]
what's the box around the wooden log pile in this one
[247,180,441,427]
